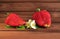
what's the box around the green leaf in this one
[36,26,39,28]
[5,25,12,28]
[16,26,25,30]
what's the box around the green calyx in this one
[36,8,40,12]
[16,25,25,30]
[5,25,25,30]
[5,25,12,28]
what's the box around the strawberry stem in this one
[36,8,40,12]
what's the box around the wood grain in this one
[0,0,60,3]
[0,3,60,12]
[0,31,60,39]
[0,0,59,1]
[0,0,60,39]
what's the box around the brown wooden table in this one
[0,0,60,39]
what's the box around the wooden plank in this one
[0,18,6,23]
[51,12,60,23]
[0,3,60,12]
[0,12,60,17]
[51,12,60,17]
[52,17,60,23]
[0,0,59,1]
[0,31,60,39]
[0,0,60,3]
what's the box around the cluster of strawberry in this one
[5,8,51,30]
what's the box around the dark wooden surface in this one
[0,0,60,39]
[0,3,60,11]
[0,31,60,39]
[0,0,60,3]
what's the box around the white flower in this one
[30,20,36,29]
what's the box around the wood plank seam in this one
[0,1,60,3]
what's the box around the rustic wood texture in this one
[0,0,60,39]
[0,31,60,39]
[0,3,60,12]
[0,0,60,3]
[0,0,60,1]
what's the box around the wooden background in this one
[0,0,60,39]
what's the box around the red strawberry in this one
[32,8,51,27]
[5,13,26,26]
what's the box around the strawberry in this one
[5,13,26,26]
[32,8,51,27]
